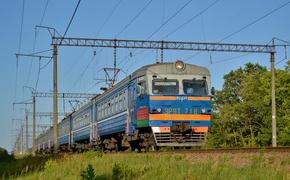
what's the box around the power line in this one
[114,0,153,66]
[146,0,193,40]
[162,0,221,39]
[115,0,153,38]
[65,0,122,90]
[40,58,52,70]
[119,1,193,68]
[276,58,289,65]
[18,0,25,54]
[219,1,290,42]
[184,2,290,63]
[33,0,52,91]
[165,0,221,63]
[96,0,123,37]
[210,53,251,65]
[31,49,53,55]
[59,0,82,45]
[124,0,219,67]
[35,60,41,90]
[39,0,50,27]
[68,49,103,92]
[273,37,290,45]
[27,0,50,91]
[15,0,26,101]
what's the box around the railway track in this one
[119,146,290,154]
[168,147,290,154]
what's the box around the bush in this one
[81,164,96,180]
[0,147,13,161]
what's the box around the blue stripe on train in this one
[58,135,69,145]
[98,114,127,136]
[73,126,90,142]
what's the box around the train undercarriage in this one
[36,127,206,154]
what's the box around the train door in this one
[126,80,137,136]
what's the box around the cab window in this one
[152,79,179,94]
[183,80,208,96]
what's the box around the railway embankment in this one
[1,149,289,179]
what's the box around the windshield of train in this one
[183,80,208,96]
[152,79,179,94]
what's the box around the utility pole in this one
[25,112,28,152]
[21,125,24,154]
[22,86,37,155]
[271,51,277,147]
[12,101,32,154]
[53,44,58,153]
[32,95,36,154]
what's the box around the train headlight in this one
[156,108,162,113]
[175,60,186,71]
[201,108,206,113]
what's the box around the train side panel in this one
[71,105,92,143]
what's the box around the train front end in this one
[137,61,212,147]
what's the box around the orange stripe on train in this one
[188,97,210,101]
[150,96,210,101]
[150,96,177,100]
[149,114,211,121]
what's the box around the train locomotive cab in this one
[135,60,212,147]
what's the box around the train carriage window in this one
[99,104,102,119]
[112,98,115,114]
[110,99,113,115]
[113,97,115,114]
[103,102,105,118]
[108,100,111,115]
[120,92,124,111]
[110,98,113,115]
[107,100,110,116]
[116,95,119,113]
[152,79,179,94]
[97,105,100,119]
[99,105,101,119]
[99,105,102,119]
[124,91,127,110]
[103,103,105,117]
[183,80,208,96]
[101,103,104,119]
[114,96,117,113]
[111,98,114,114]
[106,102,108,116]
[108,100,111,116]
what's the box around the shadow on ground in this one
[0,154,62,179]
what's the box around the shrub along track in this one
[117,146,290,155]
[169,146,290,154]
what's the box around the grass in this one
[1,151,289,180]
[0,154,61,179]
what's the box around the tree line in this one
[207,61,290,147]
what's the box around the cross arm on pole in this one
[32,92,98,99]
[51,37,275,53]
[15,53,52,59]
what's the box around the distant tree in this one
[0,147,13,161]
[207,61,290,147]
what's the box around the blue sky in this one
[0,0,289,152]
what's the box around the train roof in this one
[132,62,210,77]
[93,61,210,101]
